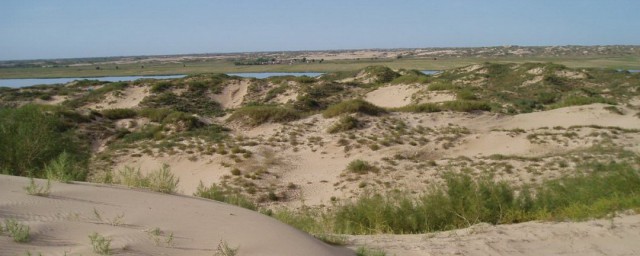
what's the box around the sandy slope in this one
[0,175,353,256]
[349,214,640,256]
[365,84,421,107]
[87,86,149,110]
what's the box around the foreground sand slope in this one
[349,214,640,256]
[0,175,353,256]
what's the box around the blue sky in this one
[1,0,639,60]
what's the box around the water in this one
[421,70,441,75]
[0,75,186,88]
[227,72,324,79]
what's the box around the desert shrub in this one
[141,91,223,116]
[390,70,430,84]
[24,177,51,196]
[4,219,30,243]
[293,83,345,112]
[428,81,456,91]
[215,240,239,256]
[194,182,257,210]
[44,151,86,182]
[456,89,477,100]
[147,164,180,194]
[0,105,87,178]
[150,81,173,93]
[440,100,491,112]
[229,105,301,126]
[137,107,174,122]
[323,99,386,118]
[65,82,127,108]
[356,247,387,256]
[347,160,378,174]
[363,66,400,84]
[295,76,316,84]
[88,232,111,255]
[331,162,640,234]
[551,95,615,109]
[101,108,137,120]
[117,164,179,194]
[394,103,442,113]
[327,115,360,133]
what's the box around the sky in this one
[1,0,639,60]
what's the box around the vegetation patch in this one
[323,99,386,118]
[229,105,301,126]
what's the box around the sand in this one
[365,84,421,108]
[211,80,250,109]
[0,175,353,256]
[349,214,640,256]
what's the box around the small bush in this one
[440,100,491,112]
[356,247,387,256]
[150,81,172,93]
[323,99,386,118]
[194,182,257,210]
[215,239,239,256]
[101,108,137,120]
[5,219,30,243]
[88,232,112,255]
[328,116,360,133]
[45,151,86,182]
[147,164,180,194]
[24,177,51,196]
[229,105,301,126]
[117,164,179,194]
[347,160,377,174]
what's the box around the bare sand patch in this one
[365,84,420,108]
[0,175,352,256]
[211,80,249,109]
[88,86,149,110]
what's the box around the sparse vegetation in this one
[347,160,378,174]
[229,105,302,126]
[24,177,51,196]
[194,182,257,210]
[328,115,360,133]
[215,239,239,256]
[323,99,386,118]
[4,219,30,243]
[89,232,112,255]
[117,164,179,194]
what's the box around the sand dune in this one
[349,214,640,256]
[0,175,353,256]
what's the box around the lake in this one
[0,75,186,88]
[227,72,324,79]
[421,70,441,75]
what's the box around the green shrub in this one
[428,81,456,91]
[229,105,301,126]
[45,152,86,182]
[101,108,137,120]
[23,177,51,196]
[395,103,442,113]
[363,66,400,84]
[88,232,111,255]
[194,182,257,210]
[150,81,173,93]
[327,115,360,133]
[440,100,491,112]
[323,99,386,118]
[117,164,179,194]
[356,247,387,256]
[4,219,30,243]
[0,105,87,177]
[551,96,615,109]
[147,164,180,194]
[347,160,378,174]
